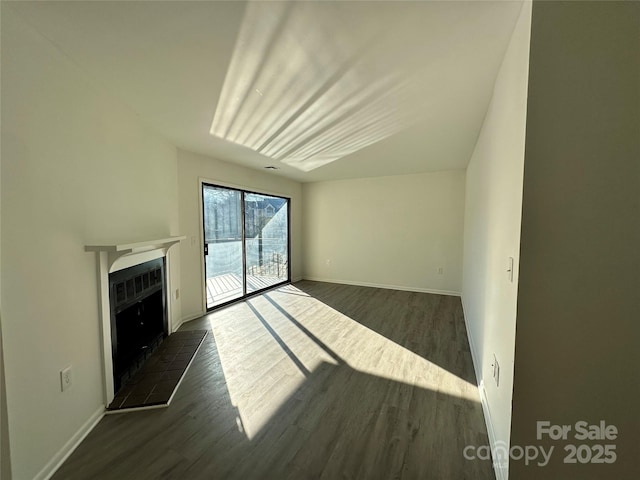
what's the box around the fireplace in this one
[109,258,168,394]
[85,236,184,406]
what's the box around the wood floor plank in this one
[51,281,493,480]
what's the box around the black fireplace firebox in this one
[109,258,168,394]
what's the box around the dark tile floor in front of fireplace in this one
[107,330,207,411]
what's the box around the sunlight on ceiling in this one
[210,1,448,172]
[209,285,478,439]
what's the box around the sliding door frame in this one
[200,180,291,312]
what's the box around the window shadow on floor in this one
[288,280,478,385]
[181,360,492,480]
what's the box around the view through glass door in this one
[203,184,290,309]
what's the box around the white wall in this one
[0,12,10,470]
[177,149,302,322]
[1,7,179,480]
[303,171,465,295]
[461,2,531,479]
[511,1,640,478]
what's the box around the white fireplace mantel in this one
[86,235,185,406]
[85,236,185,273]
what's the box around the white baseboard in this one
[291,276,303,282]
[461,300,506,480]
[173,318,187,332]
[479,381,507,480]
[172,318,185,333]
[461,299,482,388]
[104,403,168,415]
[301,276,461,297]
[34,406,104,480]
[176,312,205,330]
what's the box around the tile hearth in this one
[107,330,207,411]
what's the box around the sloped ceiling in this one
[8,0,523,182]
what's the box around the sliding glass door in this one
[202,184,290,309]
[244,193,289,293]
[203,186,244,307]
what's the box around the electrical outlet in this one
[492,355,500,387]
[60,366,73,392]
[437,267,444,275]
[175,288,180,300]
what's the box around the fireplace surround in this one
[86,236,184,405]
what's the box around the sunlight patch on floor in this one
[271,286,479,403]
[209,284,479,439]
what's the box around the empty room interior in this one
[1,1,638,479]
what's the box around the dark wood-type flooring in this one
[52,281,493,480]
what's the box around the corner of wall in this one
[510,1,640,477]
[461,2,531,479]
[0,313,12,480]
